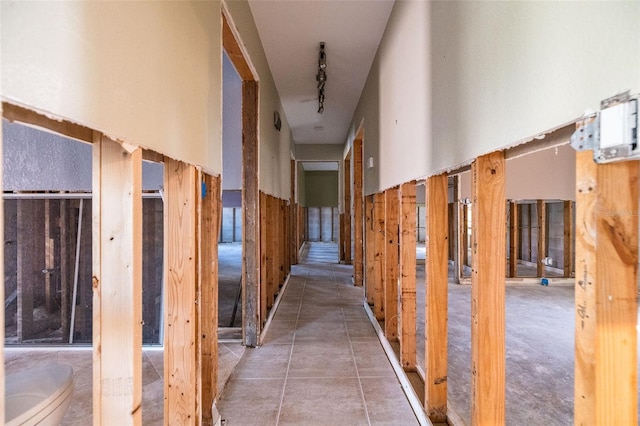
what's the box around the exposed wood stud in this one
[222,15,254,81]
[163,158,198,425]
[200,174,221,423]
[509,201,519,278]
[259,192,268,325]
[574,150,638,425]
[452,176,460,284]
[384,187,400,341]
[241,80,260,347]
[537,200,547,277]
[364,195,375,305]
[399,181,417,371]
[471,151,506,425]
[563,200,574,278]
[344,155,352,265]
[425,174,449,423]
[373,192,386,321]
[353,138,364,286]
[93,134,143,425]
[461,204,469,269]
[339,214,345,262]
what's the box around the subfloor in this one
[4,343,245,425]
[217,242,419,425]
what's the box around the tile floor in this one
[217,243,418,426]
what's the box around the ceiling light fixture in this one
[316,42,326,114]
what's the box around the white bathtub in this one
[5,364,74,426]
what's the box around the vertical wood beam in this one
[537,200,547,277]
[93,134,143,425]
[563,200,574,278]
[60,200,70,338]
[574,151,638,425]
[266,196,276,309]
[16,199,42,341]
[425,174,449,423]
[461,204,469,268]
[242,80,260,347]
[452,176,460,284]
[344,156,352,264]
[509,201,519,278]
[44,200,55,312]
[365,195,375,305]
[384,187,399,341]
[373,192,386,320]
[353,138,364,286]
[201,174,221,423]
[259,192,268,325]
[163,158,198,425]
[399,181,417,371]
[339,214,345,261]
[290,159,297,265]
[471,151,506,425]
[528,204,533,261]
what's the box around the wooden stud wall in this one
[471,151,506,425]
[93,134,143,425]
[343,155,352,265]
[373,192,386,321]
[353,138,364,286]
[574,150,638,424]
[200,174,221,424]
[425,174,448,423]
[451,176,460,284]
[509,201,519,278]
[399,182,417,371]
[364,195,375,305]
[384,187,399,341]
[260,193,268,325]
[537,200,547,277]
[163,158,199,425]
[563,200,574,278]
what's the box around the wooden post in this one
[93,134,143,425]
[471,151,506,425]
[537,200,547,277]
[266,196,276,309]
[574,151,638,425]
[399,181,417,371]
[452,176,460,284]
[528,204,533,262]
[201,174,221,423]
[461,204,469,269]
[384,187,399,341]
[290,159,297,265]
[339,213,345,261]
[163,158,199,424]
[60,199,70,338]
[563,200,574,278]
[242,80,260,347]
[365,195,375,305]
[425,174,448,423]
[509,201,519,278]
[353,138,364,286]
[344,155,352,264]
[373,192,386,320]
[259,192,268,325]
[44,199,55,312]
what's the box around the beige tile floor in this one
[217,243,419,426]
[4,343,245,425]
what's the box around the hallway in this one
[217,242,418,425]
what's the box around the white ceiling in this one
[248,0,395,145]
[301,161,339,171]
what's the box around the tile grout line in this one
[339,263,373,426]
[275,264,308,425]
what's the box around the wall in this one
[223,53,243,191]
[345,0,639,192]
[224,0,293,200]
[304,171,338,207]
[1,1,223,174]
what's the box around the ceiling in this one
[248,0,395,145]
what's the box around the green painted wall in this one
[304,171,338,207]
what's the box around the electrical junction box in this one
[571,91,638,163]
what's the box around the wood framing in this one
[399,181,417,371]
[373,192,386,320]
[339,214,345,262]
[200,174,221,424]
[471,151,506,425]
[365,195,375,305]
[343,154,352,264]
[93,134,143,425]
[451,176,460,284]
[461,204,469,270]
[537,200,546,277]
[563,200,574,278]
[384,187,399,341]
[163,158,199,424]
[425,174,448,423]
[509,201,519,278]
[290,159,297,265]
[353,138,364,286]
[574,150,638,425]
[259,192,268,325]
[222,15,254,81]
[265,195,276,310]
[241,79,260,347]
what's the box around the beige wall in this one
[346,0,640,193]
[304,171,339,207]
[2,1,223,174]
